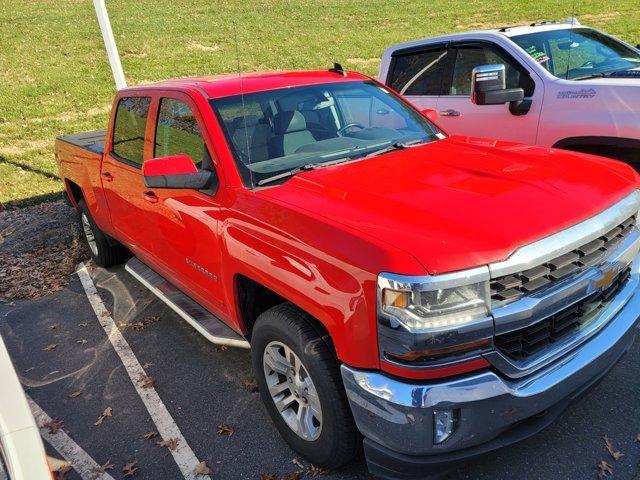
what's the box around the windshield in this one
[210,80,441,187]
[512,27,640,80]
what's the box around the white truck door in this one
[436,41,543,145]
[383,43,451,113]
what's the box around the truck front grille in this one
[495,268,631,360]
[490,216,636,305]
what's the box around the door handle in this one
[101,172,114,182]
[143,191,158,204]
[439,109,461,117]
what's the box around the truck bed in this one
[56,129,106,155]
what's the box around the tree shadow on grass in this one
[0,155,64,210]
[0,154,59,181]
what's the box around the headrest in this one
[232,115,261,130]
[274,111,307,135]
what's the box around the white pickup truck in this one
[379,20,640,167]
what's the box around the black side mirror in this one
[470,64,531,116]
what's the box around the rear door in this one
[101,95,156,257]
[384,43,451,111]
[144,92,228,318]
[435,41,543,144]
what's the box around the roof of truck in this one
[136,70,371,99]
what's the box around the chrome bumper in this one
[341,286,640,457]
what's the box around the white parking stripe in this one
[27,395,115,480]
[76,263,210,480]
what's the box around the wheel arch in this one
[552,136,640,166]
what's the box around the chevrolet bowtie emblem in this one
[595,264,620,291]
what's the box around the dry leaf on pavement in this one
[50,324,58,330]
[143,315,160,325]
[78,323,88,327]
[142,362,154,369]
[44,418,64,434]
[292,458,305,469]
[94,459,115,474]
[67,389,82,399]
[130,322,145,331]
[603,435,623,460]
[143,431,158,440]
[76,339,87,345]
[283,472,303,480]
[241,379,257,390]
[597,460,614,478]
[260,475,277,480]
[157,438,179,451]
[43,343,58,351]
[93,406,113,426]
[307,464,328,476]
[122,459,138,477]
[217,424,234,436]
[193,461,213,476]
[138,374,156,389]
[215,345,228,352]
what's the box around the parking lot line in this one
[27,395,115,480]
[76,263,210,480]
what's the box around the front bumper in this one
[341,285,640,479]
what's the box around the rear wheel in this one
[251,303,360,469]
[77,200,128,267]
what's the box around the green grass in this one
[1,0,638,205]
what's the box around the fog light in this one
[433,409,458,444]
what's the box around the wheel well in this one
[553,137,640,166]
[65,180,83,207]
[235,275,336,354]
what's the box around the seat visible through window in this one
[231,115,271,163]
[269,111,316,157]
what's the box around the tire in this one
[77,199,128,268]
[251,303,360,469]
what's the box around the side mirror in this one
[142,155,217,191]
[420,108,440,123]
[471,64,531,116]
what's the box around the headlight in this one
[378,267,491,332]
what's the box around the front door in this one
[143,93,228,318]
[435,42,544,145]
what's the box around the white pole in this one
[92,0,127,90]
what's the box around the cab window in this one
[388,47,449,96]
[112,96,151,165]
[448,45,535,96]
[155,98,205,167]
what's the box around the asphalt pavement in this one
[0,263,639,480]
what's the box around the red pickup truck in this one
[56,68,640,479]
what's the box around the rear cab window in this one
[387,47,450,95]
[112,96,151,166]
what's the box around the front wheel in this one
[251,303,360,469]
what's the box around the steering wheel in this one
[337,123,366,136]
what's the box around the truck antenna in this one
[565,1,577,80]
[233,21,254,187]
[92,0,127,90]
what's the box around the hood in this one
[259,136,639,275]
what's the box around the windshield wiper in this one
[256,157,352,186]
[364,139,425,158]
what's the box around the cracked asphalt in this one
[0,264,639,479]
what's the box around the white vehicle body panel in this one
[379,24,640,155]
[0,335,50,479]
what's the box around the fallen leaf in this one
[93,406,113,426]
[47,457,70,472]
[44,418,64,434]
[122,459,138,477]
[241,379,257,390]
[193,461,213,476]
[67,389,82,399]
[56,463,71,480]
[143,431,158,440]
[76,339,87,345]
[143,315,160,325]
[25,367,35,372]
[138,374,156,389]
[43,343,58,351]
[156,437,179,451]
[50,324,58,330]
[217,424,234,436]
[603,435,623,461]
[307,464,328,476]
[130,322,145,331]
[292,458,305,469]
[597,460,614,478]
[78,323,88,327]
[215,345,228,352]
[101,459,115,471]
[283,472,303,480]
[142,362,154,369]
[261,475,277,480]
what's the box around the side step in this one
[125,257,250,349]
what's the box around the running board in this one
[125,257,250,349]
